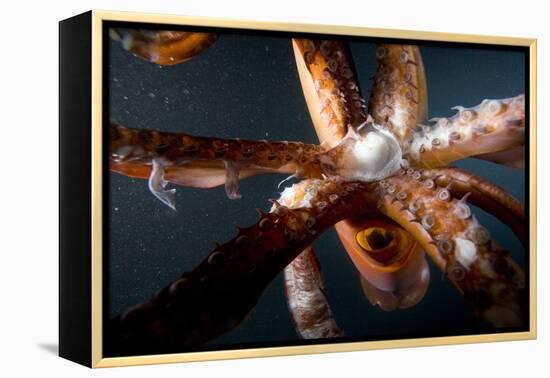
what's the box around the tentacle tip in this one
[163,189,178,211]
[227,192,242,200]
[148,158,177,211]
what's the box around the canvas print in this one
[105,24,528,357]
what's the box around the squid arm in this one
[368,44,429,144]
[284,246,344,339]
[376,169,526,327]
[404,95,525,169]
[110,122,325,205]
[293,38,367,147]
[110,29,218,66]
[107,178,379,355]
[276,173,344,339]
[421,167,525,245]
[291,38,368,333]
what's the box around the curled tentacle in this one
[421,167,525,245]
[376,171,526,327]
[369,44,429,144]
[405,95,525,168]
[110,29,217,65]
[293,39,367,147]
[107,178,379,355]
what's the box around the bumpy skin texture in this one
[108,31,527,351]
[293,39,367,147]
[107,179,377,355]
[369,45,428,143]
[292,40,427,328]
[377,170,526,327]
[283,247,344,339]
[404,95,525,168]
[277,181,344,339]
[288,39,366,337]
[421,168,526,244]
[110,122,324,175]
[108,172,526,353]
[110,121,325,198]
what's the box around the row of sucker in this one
[403,94,525,168]
[110,122,322,170]
[110,122,325,202]
[108,178,381,354]
[295,39,367,142]
[377,169,525,327]
[420,167,525,245]
[369,44,428,144]
[283,247,344,339]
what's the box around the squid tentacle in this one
[110,121,407,205]
[107,178,378,355]
[290,38,368,338]
[377,170,526,327]
[110,122,324,174]
[276,179,344,339]
[405,95,525,168]
[421,167,525,245]
[369,45,429,144]
[107,171,526,356]
[110,122,325,202]
[284,246,344,339]
[293,39,367,147]
[110,29,218,66]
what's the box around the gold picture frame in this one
[59,9,537,368]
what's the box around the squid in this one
[106,29,527,356]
